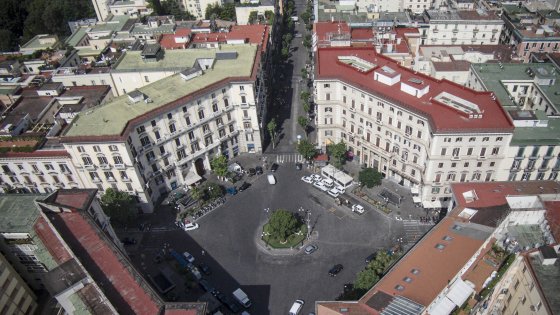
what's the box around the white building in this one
[181,0,223,20]
[424,9,503,46]
[91,0,152,21]
[61,45,267,212]
[314,47,514,208]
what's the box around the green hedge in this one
[262,223,307,248]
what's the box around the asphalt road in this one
[178,163,404,314]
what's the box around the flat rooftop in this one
[316,47,514,133]
[20,34,59,50]
[511,115,560,145]
[425,9,501,21]
[1,96,53,128]
[528,252,560,314]
[0,195,44,233]
[115,48,217,71]
[64,44,257,137]
[473,63,560,111]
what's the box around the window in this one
[241,95,247,104]
[441,148,447,155]
[144,75,149,82]
[492,147,499,155]
[324,83,330,88]
[113,155,123,165]
[452,148,460,157]
[169,123,176,133]
[77,146,85,153]
[212,103,218,112]
[240,86,245,91]
[140,136,150,147]
[224,98,229,107]
[482,137,489,142]
[467,148,473,156]
[167,113,172,120]
[198,110,205,119]
[159,146,166,155]
[82,156,93,165]
[97,156,108,165]
[177,149,187,160]
[109,145,118,152]
[136,125,145,134]
[89,172,99,180]
[93,146,101,152]
[480,148,486,157]
[154,130,160,140]
[185,116,191,126]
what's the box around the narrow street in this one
[267,0,312,153]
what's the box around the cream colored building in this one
[62,45,266,212]
[424,10,503,46]
[181,0,222,19]
[483,248,559,315]
[314,48,514,208]
[0,252,38,315]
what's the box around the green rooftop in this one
[65,27,88,47]
[114,49,219,72]
[511,114,560,145]
[130,24,175,35]
[0,195,45,233]
[89,15,131,33]
[20,34,59,51]
[64,44,257,137]
[473,63,560,111]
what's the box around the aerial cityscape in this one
[0,0,559,314]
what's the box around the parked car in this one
[183,222,199,231]
[313,181,329,192]
[121,237,136,246]
[239,182,251,192]
[248,168,256,176]
[352,204,365,214]
[322,178,334,188]
[227,187,238,195]
[311,174,322,182]
[198,279,215,293]
[289,299,305,315]
[182,251,195,263]
[198,263,211,275]
[304,244,318,254]
[270,163,279,172]
[255,166,263,174]
[327,188,340,198]
[329,264,344,277]
[222,295,242,313]
[335,184,346,194]
[296,162,303,170]
[301,176,313,184]
[267,174,276,185]
[365,252,378,264]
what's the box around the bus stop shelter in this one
[321,165,354,188]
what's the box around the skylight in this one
[411,268,421,275]
[395,284,405,291]
[338,56,376,72]
[433,92,483,118]
[435,243,446,250]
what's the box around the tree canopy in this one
[100,188,137,225]
[268,209,300,241]
[210,155,228,178]
[359,168,383,188]
[327,141,347,168]
[0,0,95,51]
[297,139,316,161]
[205,3,236,21]
[267,118,278,149]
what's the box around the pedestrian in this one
[201,250,205,256]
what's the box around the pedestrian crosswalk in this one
[266,153,305,163]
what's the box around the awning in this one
[321,165,354,187]
[413,196,422,203]
[411,187,419,195]
[429,297,455,315]
[183,167,202,186]
[446,279,474,306]
[423,200,443,208]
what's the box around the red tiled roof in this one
[316,47,514,133]
[0,150,71,159]
[450,181,560,210]
[544,201,560,242]
[159,28,192,50]
[46,189,96,211]
[34,216,73,264]
[50,211,162,315]
[164,310,199,315]
[351,28,374,40]
[191,25,269,52]
[361,217,490,308]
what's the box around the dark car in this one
[226,187,238,195]
[223,295,242,313]
[239,182,251,192]
[255,166,263,174]
[365,252,378,264]
[198,263,211,275]
[198,279,215,293]
[344,283,354,293]
[121,237,136,246]
[248,168,256,176]
[329,264,343,277]
[296,162,303,170]
[270,163,279,172]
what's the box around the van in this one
[233,288,252,308]
[267,174,276,185]
[289,299,304,315]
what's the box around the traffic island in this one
[261,209,308,249]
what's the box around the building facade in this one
[315,47,514,208]
[61,45,267,212]
[424,10,503,46]
[0,252,38,315]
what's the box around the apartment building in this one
[0,252,38,315]
[424,9,503,46]
[181,0,222,19]
[314,47,514,207]
[317,181,560,315]
[0,85,112,194]
[91,0,152,21]
[466,62,560,183]
[0,189,205,314]
[501,4,560,63]
[61,44,267,212]
[415,44,514,84]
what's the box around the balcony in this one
[433,29,439,33]
[107,177,117,183]
[473,28,479,33]
[452,28,458,33]
[32,170,43,175]
[99,164,111,170]
[451,156,460,161]
[121,177,131,182]
[84,164,96,170]
[114,164,126,170]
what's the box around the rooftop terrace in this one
[0,194,44,233]
[114,48,216,71]
[64,44,257,137]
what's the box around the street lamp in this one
[297,134,302,144]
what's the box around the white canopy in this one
[413,196,422,203]
[183,166,202,186]
[411,187,419,194]
[429,297,455,315]
[321,165,354,188]
[447,279,474,306]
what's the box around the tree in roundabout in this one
[262,209,307,248]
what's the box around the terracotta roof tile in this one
[544,201,560,242]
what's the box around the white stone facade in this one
[425,10,503,46]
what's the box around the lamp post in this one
[306,210,311,240]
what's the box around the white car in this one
[313,181,329,192]
[311,174,322,182]
[301,176,313,184]
[183,251,195,263]
[184,222,199,231]
[335,185,345,194]
[327,188,340,198]
[289,299,304,315]
[322,178,334,188]
[352,204,365,214]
